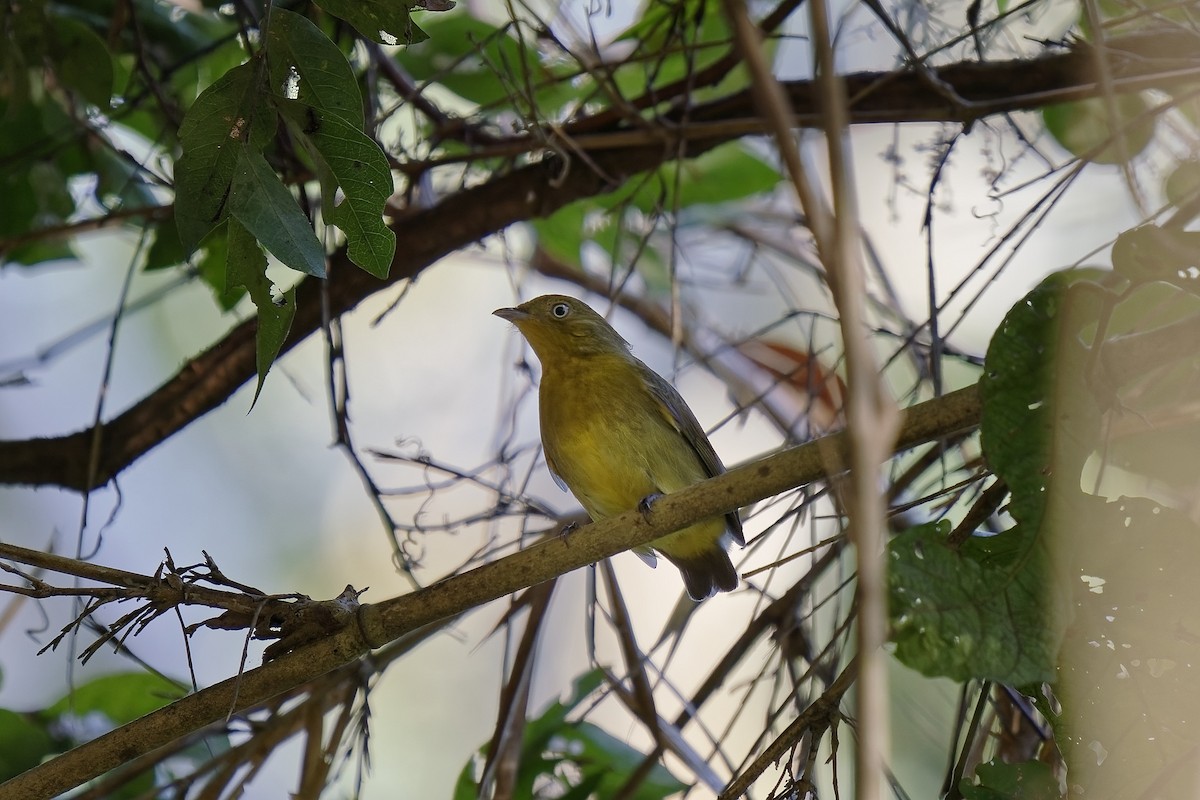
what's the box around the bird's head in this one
[493,295,630,363]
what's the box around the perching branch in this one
[0,383,980,799]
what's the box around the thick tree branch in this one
[0,384,981,799]
[1,29,1195,490]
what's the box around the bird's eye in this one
[551,302,570,319]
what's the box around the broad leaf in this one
[1043,94,1155,165]
[47,671,187,724]
[225,219,297,405]
[278,102,395,277]
[175,62,278,252]
[146,215,186,271]
[311,0,428,45]
[47,18,113,108]
[399,11,574,112]
[960,759,1060,800]
[456,669,684,800]
[266,9,364,129]
[889,522,1054,685]
[0,709,56,781]
[227,146,326,277]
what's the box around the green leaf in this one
[226,219,297,405]
[980,271,1103,525]
[93,142,160,211]
[626,142,782,212]
[457,669,684,800]
[227,147,327,277]
[175,61,278,253]
[398,11,573,111]
[1165,159,1200,207]
[47,671,186,724]
[195,225,244,309]
[531,201,590,268]
[890,274,1119,685]
[4,239,77,267]
[53,0,233,62]
[612,1,750,105]
[531,143,779,273]
[557,721,686,799]
[146,215,186,270]
[46,18,113,108]
[278,103,395,277]
[0,709,56,781]
[266,9,364,129]
[1042,94,1155,165]
[310,0,428,45]
[894,275,1103,685]
[889,522,1055,685]
[960,759,1060,800]
[265,10,393,277]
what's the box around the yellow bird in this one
[494,294,743,600]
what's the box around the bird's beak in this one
[493,306,530,323]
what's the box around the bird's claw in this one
[637,493,664,520]
[558,521,579,545]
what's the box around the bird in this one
[493,294,743,600]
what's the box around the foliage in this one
[454,670,685,800]
[0,670,204,797]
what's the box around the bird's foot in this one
[637,493,664,520]
[558,520,579,545]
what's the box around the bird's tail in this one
[664,547,739,601]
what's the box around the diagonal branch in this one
[0,383,981,798]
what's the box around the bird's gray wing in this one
[640,363,745,546]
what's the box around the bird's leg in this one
[637,492,664,520]
[558,520,579,544]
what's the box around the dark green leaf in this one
[266,9,364,128]
[1165,159,1200,207]
[226,219,297,405]
[146,215,186,270]
[196,225,245,309]
[960,758,1060,800]
[279,104,394,277]
[228,147,327,277]
[311,0,428,45]
[980,271,1102,525]
[4,239,77,267]
[47,18,113,108]
[175,61,278,252]
[522,668,605,748]
[0,709,56,781]
[452,755,479,800]
[63,0,234,55]
[889,522,1055,685]
[891,274,1102,685]
[460,669,685,800]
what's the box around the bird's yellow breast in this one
[539,353,706,521]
